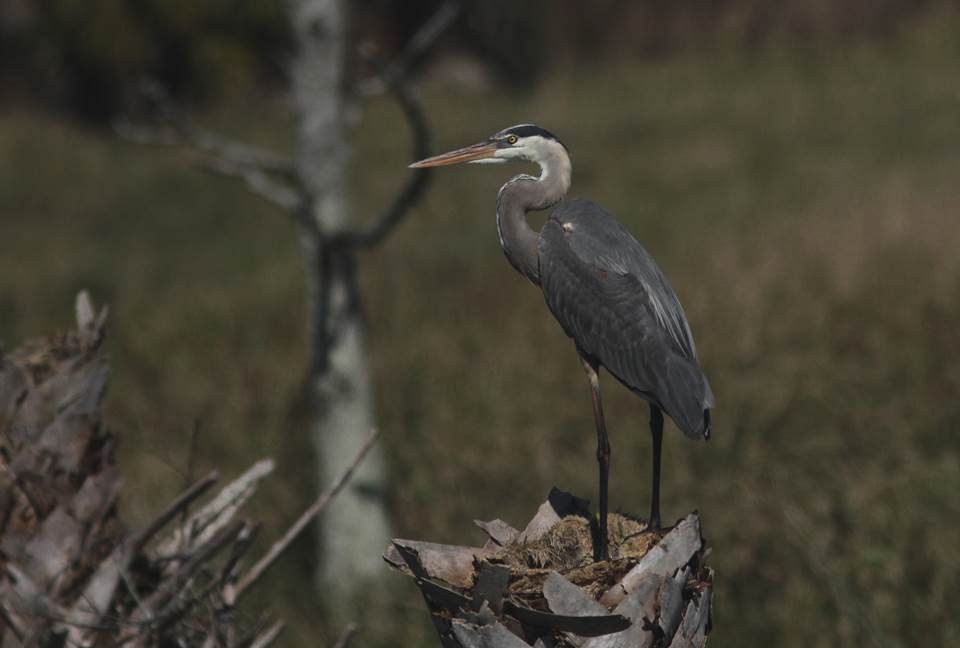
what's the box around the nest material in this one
[385,488,713,647]
[498,513,663,606]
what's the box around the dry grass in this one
[2,15,960,646]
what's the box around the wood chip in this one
[543,571,608,617]
[451,619,532,648]
[475,519,520,547]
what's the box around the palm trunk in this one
[385,488,713,647]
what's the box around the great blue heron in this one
[411,124,714,560]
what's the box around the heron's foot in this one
[646,516,662,533]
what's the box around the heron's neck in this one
[496,147,571,286]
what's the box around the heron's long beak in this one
[409,141,497,168]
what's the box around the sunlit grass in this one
[3,17,960,646]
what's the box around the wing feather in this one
[539,199,713,438]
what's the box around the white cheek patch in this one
[493,147,525,160]
[488,135,570,188]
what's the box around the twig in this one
[204,157,303,213]
[0,602,25,642]
[331,622,358,648]
[249,620,286,648]
[356,1,462,95]
[204,158,303,212]
[156,459,273,563]
[113,119,180,146]
[131,470,220,553]
[202,156,317,234]
[116,113,304,221]
[180,420,202,533]
[234,429,382,599]
[219,522,259,607]
[122,520,246,640]
[114,119,293,177]
[180,124,294,176]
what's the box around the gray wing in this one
[539,199,713,439]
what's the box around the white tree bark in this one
[288,0,392,600]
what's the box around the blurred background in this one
[2,0,960,646]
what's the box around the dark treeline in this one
[1,0,954,119]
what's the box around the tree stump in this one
[0,293,280,646]
[385,488,712,647]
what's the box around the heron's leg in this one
[649,405,664,531]
[580,356,610,561]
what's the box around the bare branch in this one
[122,520,246,640]
[204,157,304,214]
[113,119,180,146]
[250,620,286,648]
[115,113,304,220]
[331,622,358,648]
[218,521,259,608]
[327,3,465,251]
[156,459,273,565]
[329,82,432,250]
[132,471,220,553]
[356,0,462,95]
[0,602,25,642]
[181,419,201,528]
[180,124,294,176]
[114,118,293,177]
[234,429,382,600]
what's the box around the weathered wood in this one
[234,429,381,599]
[599,513,702,607]
[502,601,632,637]
[0,294,384,645]
[475,519,520,547]
[387,540,497,588]
[155,459,274,564]
[582,575,660,648]
[518,488,591,543]
[472,562,511,615]
[451,620,532,648]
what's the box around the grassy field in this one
[3,17,960,647]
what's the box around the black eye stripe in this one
[493,124,567,151]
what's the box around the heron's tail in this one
[702,409,712,440]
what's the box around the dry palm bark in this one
[0,293,377,647]
[385,489,712,647]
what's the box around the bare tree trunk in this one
[118,0,454,612]
[288,0,392,601]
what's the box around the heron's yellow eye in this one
[507,135,519,145]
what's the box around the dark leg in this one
[581,357,610,561]
[649,405,664,531]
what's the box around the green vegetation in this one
[2,19,959,647]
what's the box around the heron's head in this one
[410,124,568,169]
